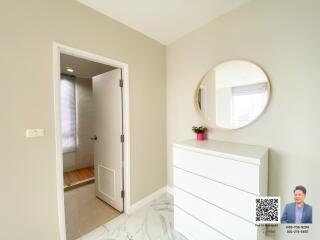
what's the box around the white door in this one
[92,69,124,212]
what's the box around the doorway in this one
[53,43,130,240]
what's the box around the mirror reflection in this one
[196,60,270,129]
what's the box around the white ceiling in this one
[77,0,252,45]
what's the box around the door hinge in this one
[121,190,125,198]
[119,79,123,88]
[120,134,124,143]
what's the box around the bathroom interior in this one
[60,54,121,239]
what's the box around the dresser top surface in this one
[173,139,268,163]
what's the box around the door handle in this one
[91,135,98,141]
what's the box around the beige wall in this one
[0,0,166,239]
[200,69,216,125]
[63,151,76,172]
[167,0,320,239]
[216,87,232,128]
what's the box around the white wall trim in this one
[167,186,174,195]
[127,187,168,214]
[53,42,131,240]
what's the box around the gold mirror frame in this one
[193,60,271,130]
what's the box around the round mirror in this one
[195,60,270,129]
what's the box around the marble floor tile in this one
[78,193,187,240]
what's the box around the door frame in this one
[52,42,131,240]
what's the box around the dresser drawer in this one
[173,147,260,194]
[174,167,257,222]
[174,188,260,240]
[174,206,229,240]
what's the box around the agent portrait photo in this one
[281,185,312,224]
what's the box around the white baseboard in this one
[127,186,168,214]
[167,186,174,195]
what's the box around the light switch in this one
[26,129,45,138]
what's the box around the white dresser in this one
[173,139,268,240]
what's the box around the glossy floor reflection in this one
[78,193,187,240]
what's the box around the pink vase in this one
[197,133,206,141]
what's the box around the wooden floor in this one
[64,166,94,189]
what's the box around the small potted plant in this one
[192,126,208,141]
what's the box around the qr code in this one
[255,197,280,224]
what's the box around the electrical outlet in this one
[26,129,45,138]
